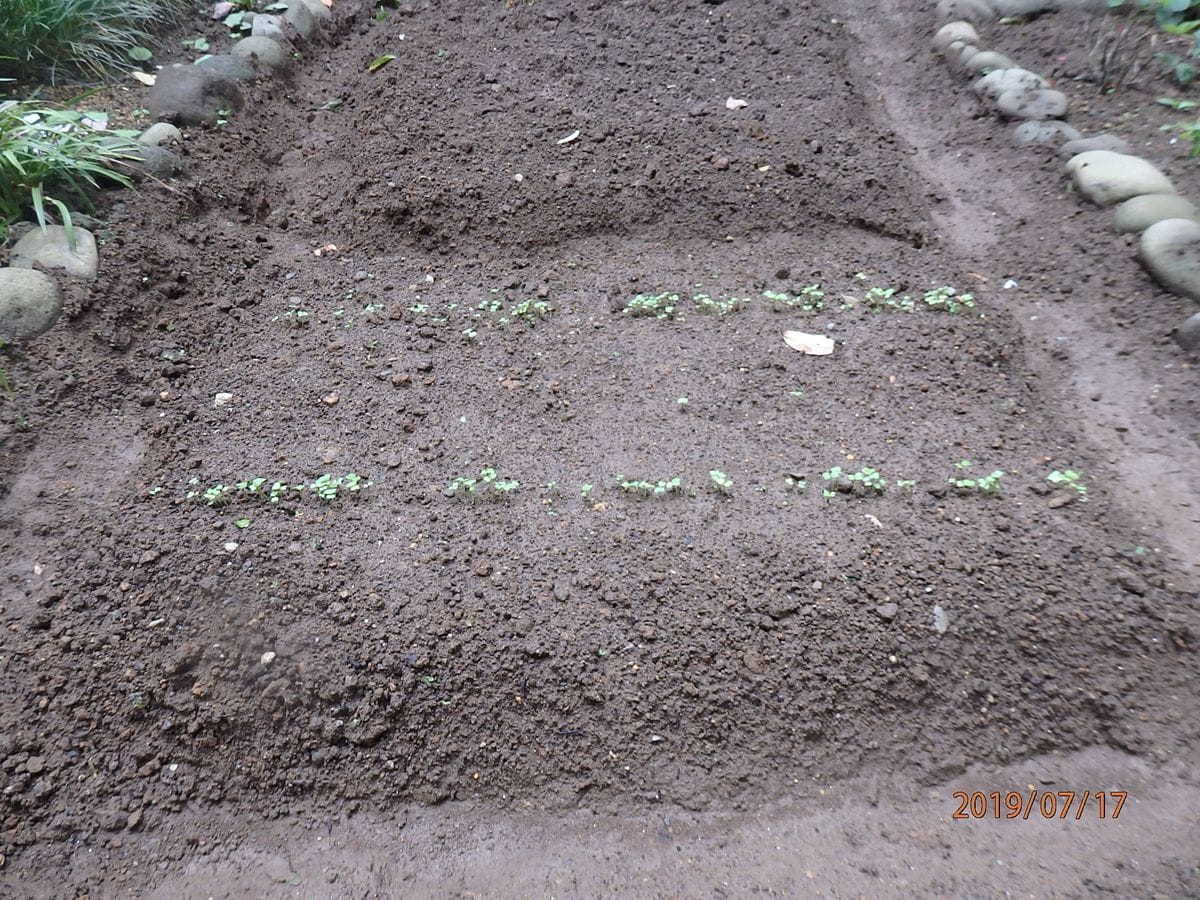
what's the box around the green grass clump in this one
[0,102,140,242]
[0,0,188,84]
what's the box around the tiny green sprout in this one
[509,297,555,325]
[581,483,594,500]
[449,468,518,500]
[619,477,683,497]
[709,470,733,494]
[147,486,163,497]
[202,485,232,507]
[624,292,680,320]
[922,286,976,315]
[864,286,913,313]
[409,302,429,315]
[784,473,807,492]
[1132,545,1150,556]
[693,293,747,316]
[1047,469,1087,499]
[821,466,843,481]
[789,389,805,399]
[854,272,868,280]
[677,396,689,408]
[462,327,479,342]
[235,518,250,529]
[799,283,826,311]
[948,467,1005,495]
[895,478,917,490]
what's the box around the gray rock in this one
[138,122,182,146]
[996,87,1069,120]
[0,268,64,342]
[973,67,1047,100]
[1068,151,1175,205]
[1113,194,1199,233]
[148,64,244,127]
[1013,120,1081,145]
[945,42,980,74]
[1176,310,1200,351]
[1059,133,1132,158]
[251,13,285,40]
[195,54,256,83]
[12,225,98,280]
[118,144,182,181]
[285,0,316,40]
[992,0,1108,11]
[965,50,1017,73]
[232,36,290,73]
[933,21,979,51]
[1140,218,1200,301]
[937,0,995,22]
[294,0,332,20]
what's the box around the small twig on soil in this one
[1087,16,1155,93]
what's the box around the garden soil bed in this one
[1,0,1198,895]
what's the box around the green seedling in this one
[272,306,311,327]
[709,470,733,494]
[580,483,594,501]
[863,286,914,313]
[509,297,554,325]
[822,465,887,496]
[448,468,519,500]
[619,477,683,497]
[922,286,975,314]
[784,473,807,492]
[624,292,680,320]
[1047,469,1087,499]
[763,284,826,312]
[693,293,747,316]
[948,465,1005,494]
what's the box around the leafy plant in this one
[1047,469,1088,499]
[709,470,733,494]
[272,305,311,327]
[0,103,139,242]
[448,468,519,500]
[0,0,189,84]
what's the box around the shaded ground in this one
[1,0,1198,895]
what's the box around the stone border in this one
[933,0,1200,351]
[0,0,333,346]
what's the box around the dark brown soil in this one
[1,0,1199,895]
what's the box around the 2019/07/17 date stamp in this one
[952,790,1127,821]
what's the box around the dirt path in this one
[1,0,1197,895]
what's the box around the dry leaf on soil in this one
[783,330,835,356]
